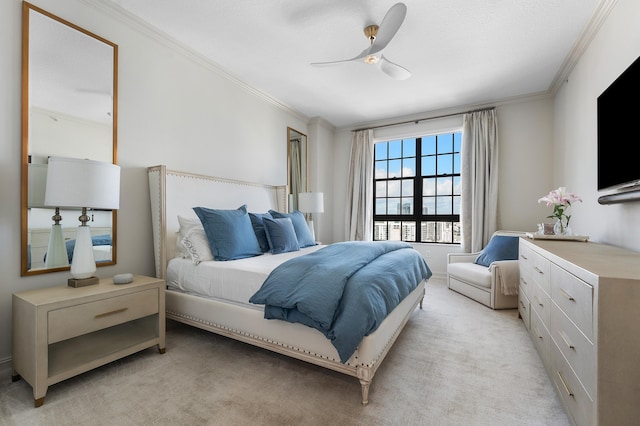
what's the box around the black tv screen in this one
[597,55,640,191]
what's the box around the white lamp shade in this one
[44,157,120,210]
[297,192,324,213]
[28,163,48,208]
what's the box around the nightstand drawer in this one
[48,288,159,343]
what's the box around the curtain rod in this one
[351,106,495,132]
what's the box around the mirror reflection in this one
[21,3,118,275]
[287,128,307,211]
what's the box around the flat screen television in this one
[597,55,640,191]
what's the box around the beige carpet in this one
[0,278,570,426]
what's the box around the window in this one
[373,132,462,244]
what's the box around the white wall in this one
[0,0,308,361]
[553,0,640,252]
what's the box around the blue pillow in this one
[193,205,262,261]
[475,235,519,267]
[263,217,300,254]
[249,212,272,252]
[268,210,316,248]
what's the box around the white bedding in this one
[166,245,324,307]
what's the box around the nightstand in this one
[12,275,165,407]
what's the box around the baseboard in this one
[0,356,12,380]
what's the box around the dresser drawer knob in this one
[534,266,544,275]
[558,330,576,350]
[557,372,575,398]
[558,288,575,302]
[95,307,128,318]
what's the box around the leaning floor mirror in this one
[21,2,118,276]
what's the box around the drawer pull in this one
[520,277,528,286]
[533,296,543,308]
[558,288,575,302]
[559,330,575,350]
[557,372,575,398]
[520,254,528,260]
[95,307,128,318]
[534,266,544,275]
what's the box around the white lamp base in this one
[307,219,316,242]
[45,224,69,268]
[70,225,97,281]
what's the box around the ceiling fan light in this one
[364,54,379,65]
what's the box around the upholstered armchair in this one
[447,231,526,309]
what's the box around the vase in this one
[554,218,571,236]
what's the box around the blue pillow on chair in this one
[263,217,300,254]
[474,235,519,267]
[193,205,262,261]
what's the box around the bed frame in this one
[148,165,426,404]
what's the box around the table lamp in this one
[44,157,120,287]
[297,192,324,242]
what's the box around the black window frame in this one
[373,132,462,244]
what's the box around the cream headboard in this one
[147,165,288,279]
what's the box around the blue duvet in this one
[249,241,432,362]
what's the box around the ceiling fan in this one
[311,2,410,80]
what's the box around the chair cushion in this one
[447,262,492,289]
[475,235,519,267]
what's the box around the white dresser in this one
[518,238,640,426]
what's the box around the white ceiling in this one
[105,0,603,129]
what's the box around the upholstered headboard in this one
[147,165,287,279]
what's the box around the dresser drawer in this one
[530,280,551,329]
[518,286,531,330]
[48,288,159,343]
[550,263,594,341]
[530,250,551,296]
[551,302,595,399]
[551,343,593,426]
[530,308,551,369]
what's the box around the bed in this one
[147,165,431,404]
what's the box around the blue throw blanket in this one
[249,241,432,362]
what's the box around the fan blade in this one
[378,55,411,80]
[311,48,369,67]
[369,3,407,56]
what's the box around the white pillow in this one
[176,215,213,264]
[181,227,214,264]
[178,215,202,236]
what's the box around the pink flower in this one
[538,187,582,230]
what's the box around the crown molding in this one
[79,0,310,124]
[549,0,618,94]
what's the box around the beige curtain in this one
[461,109,499,252]
[345,129,374,241]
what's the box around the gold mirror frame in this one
[287,127,308,212]
[21,2,118,276]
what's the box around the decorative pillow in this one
[181,226,214,264]
[178,215,202,234]
[249,212,272,253]
[268,209,316,248]
[475,235,519,267]
[193,205,262,261]
[263,217,300,254]
[175,215,204,259]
